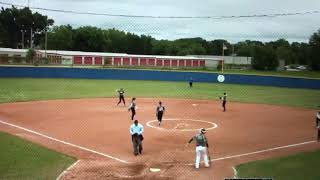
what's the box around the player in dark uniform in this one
[128,97,137,120]
[220,92,227,112]
[189,77,193,88]
[156,101,165,126]
[117,88,125,106]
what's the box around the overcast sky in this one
[2,0,320,43]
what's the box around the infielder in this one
[128,97,137,120]
[117,88,125,106]
[186,128,210,168]
[220,92,227,112]
[129,120,144,155]
[156,101,165,126]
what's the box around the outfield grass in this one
[0,78,319,109]
[2,65,320,79]
[222,69,320,79]
[236,150,320,180]
[0,132,76,180]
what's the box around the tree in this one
[26,48,36,63]
[234,40,264,58]
[276,46,294,65]
[252,46,278,70]
[207,39,231,55]
[309,29,320,70]
[0,6,54,48]
[45,25,73,50]
[72,26,107,52]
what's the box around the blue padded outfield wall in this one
[0,66,319,89]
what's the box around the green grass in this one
[222,69,320,79]
[2,64,320,79]
[236,150,320,180]
[0,132,76,180]
[0,78,319,109]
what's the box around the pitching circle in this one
[146,118,218,131]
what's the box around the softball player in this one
[117,88,125,106]
[189,77,193,88]
[186,128,210,169]
[220,92,227,112]
[156,101,165,126]
[128,97,137,120]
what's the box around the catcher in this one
[186,128,210,168]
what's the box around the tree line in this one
[0,6,319,70]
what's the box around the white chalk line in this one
[1,119,317,175]
[56,160,81,180]
[0,120,130,164]
[146,118,218,131]
[186,140,317,165]
[232,166,238,178]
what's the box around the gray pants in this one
[132,134,142,155]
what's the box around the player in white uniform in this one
[186,128,210,168]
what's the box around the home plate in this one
[192,104,198,106]
[150,168,161,172]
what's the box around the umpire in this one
[117,88,125,106]
[129,120,144,155]
[156,101,165,126]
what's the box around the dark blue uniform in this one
[156,104,165,126]
[128,99,136,120]
[189,77,193,88]
[221,93,227,112]
[117,89,125,106]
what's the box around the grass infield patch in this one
[236,150,320,180]
[0,132,76,179]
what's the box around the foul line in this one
[187,140,317,165]
[232,166,238,178]
[0,120,130,164]
[56,160,81,180]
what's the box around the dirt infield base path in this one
[0,98,319,180]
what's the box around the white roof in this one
[0,47,220,60]
[0,48,28,53]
